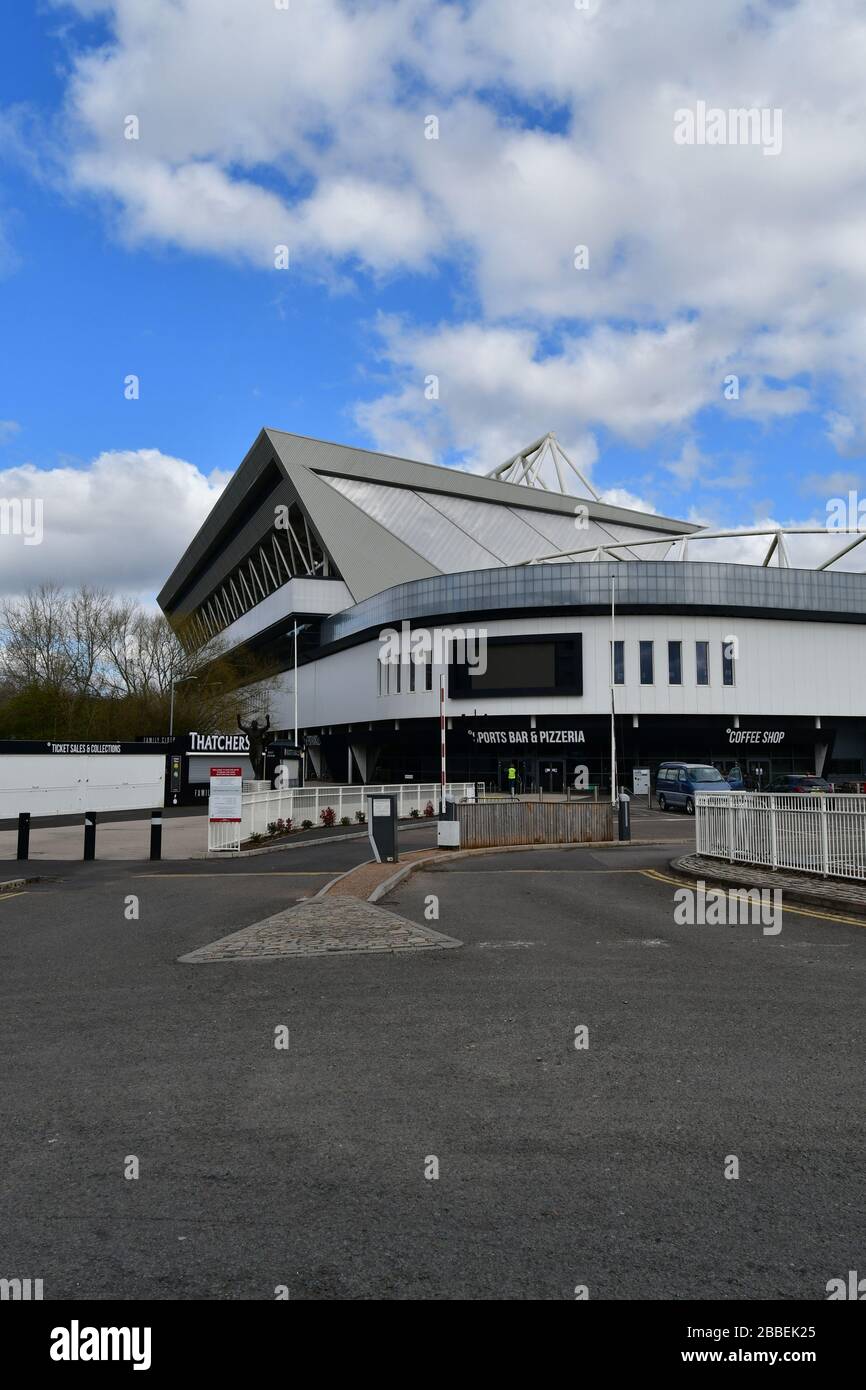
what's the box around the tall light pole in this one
[610,576,617,805]
[169,673,198,738]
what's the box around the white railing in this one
[695,791,866,881]
[208,819,243,853]
[213,781,472,846]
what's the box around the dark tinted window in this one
[612,639,624,685]
[696,640,709,685]
[639,640,654,684]
[668,640,682,684]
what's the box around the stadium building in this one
[157,429,866,793]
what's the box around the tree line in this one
[0,584,274,741]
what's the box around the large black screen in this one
[449,635,582,698]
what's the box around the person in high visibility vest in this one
[507,763,517,796]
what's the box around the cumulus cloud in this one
[10,0,862,486]
[0,448,227,598]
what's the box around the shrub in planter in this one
[355,810,366,823]
[320,806,336,827]
[301,819,313,829]
[423,800,435,817]
[339,816,351,826]
[248,832,263,844]
[409,807,421,819]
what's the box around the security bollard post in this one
[150,809,163,861]
[83,811,97,861]
[618,789,631,842]
[17,812,31,861]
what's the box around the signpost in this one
[632,767,651,810]
[208,766,243,851]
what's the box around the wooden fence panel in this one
[457,801,615,849]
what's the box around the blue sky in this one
[1,0,865,598]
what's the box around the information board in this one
[208,766,243,823]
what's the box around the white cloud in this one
[25,0,866,462]
[0,448,227,598]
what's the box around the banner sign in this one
[208,766,243,823]
[726,728,785,745]
[468,728,585,745]
[191,733,250,753]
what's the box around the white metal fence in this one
[208,781,475,851]
[695,791,866,881]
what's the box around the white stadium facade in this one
[158,429,866,794]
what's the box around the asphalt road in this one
[2,817,861,1301]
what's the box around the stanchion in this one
[618,789,631,842]
[16,812,31,861]
[150,809,163,861]
[83,811,97,861]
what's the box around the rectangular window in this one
[639,640,654,685]
[696,641,709,686]
[722,640,735,687]
[668,640,682,685]
[425,659,433,692]
[611,639,624,685]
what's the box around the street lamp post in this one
[610,577,617,805]
[169,674,198,738]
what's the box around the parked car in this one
[655,762,732,815]
[723,764,744,789]
[767,775,831,794]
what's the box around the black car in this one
[767,775,831,793]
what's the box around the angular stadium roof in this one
[158,428,695,647]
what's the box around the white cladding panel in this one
[259,614,866,728]
[216,577,352,651]
[0,754,165,817]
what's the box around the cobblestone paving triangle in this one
[179,895,462,962]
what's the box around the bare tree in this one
[0,584,277,740]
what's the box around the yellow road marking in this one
[441,867,649,873]
[0,892,26,902]
[640,869,866,928]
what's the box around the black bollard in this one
[16,812,31,861]
[617,791,631,842]
[83,811,97,861]
[149,809,163,862]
